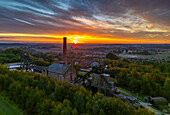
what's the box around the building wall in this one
[42,66,77,83]
[48,71,64,81]
[64,66,77,82]
[42,68,47,76]
[42,68,64,81]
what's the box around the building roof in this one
[151,97,168,106]
[113,94,127,100]
[46,63,70,74]
[34,66,43,72]
[101,73,110,77]
[91,62,100,68]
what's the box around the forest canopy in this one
[0,48,50,66]
[0,65,153,115]
[104,59,170,102]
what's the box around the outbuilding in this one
[151,97,168,108]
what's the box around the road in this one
[138,101,162,115]
[118,88,163,115]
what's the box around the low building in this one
[151,97,168,108]
[5,62,21,70]
[34,66,43,73]
[42,63,76,83]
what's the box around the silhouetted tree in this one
[106,53,119,60]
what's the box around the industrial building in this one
[35,37,77,83]
[42,63,76,82]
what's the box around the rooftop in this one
[46,63,70,74]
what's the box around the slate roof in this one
[151,97,168,106]
[46,63,70,74]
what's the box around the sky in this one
[0,0,170,44]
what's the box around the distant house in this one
[41,63,76,83]
[67,58,104,68]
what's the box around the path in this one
[118,88,163,115]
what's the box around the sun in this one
[73,40,78,44]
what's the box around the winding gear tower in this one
[20,53,34,72]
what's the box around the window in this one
[70,73,73,82]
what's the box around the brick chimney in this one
[63,37,67,64]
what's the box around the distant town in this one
[0,43,170,63]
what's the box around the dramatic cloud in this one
[0,0,169,43]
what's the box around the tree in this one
[99,109,105,115]
[61,107,71,115]
[164,77,170,100]
[72,108,78,115]
[106,53,119,60]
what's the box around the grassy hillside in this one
[0,95,22,115]
[0,48,50,66]
[0,65,153,115]
[0,48,26,64]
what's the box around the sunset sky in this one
[0,0,170,44]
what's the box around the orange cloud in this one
[0,33,170,44]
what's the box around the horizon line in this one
[0,42,170,45]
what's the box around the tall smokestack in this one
[63,37,67,65]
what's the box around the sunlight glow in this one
[73,40,78,44]
[0,33,169,44]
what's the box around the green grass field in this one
[0,95,23,115]
[120,51,170,61]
